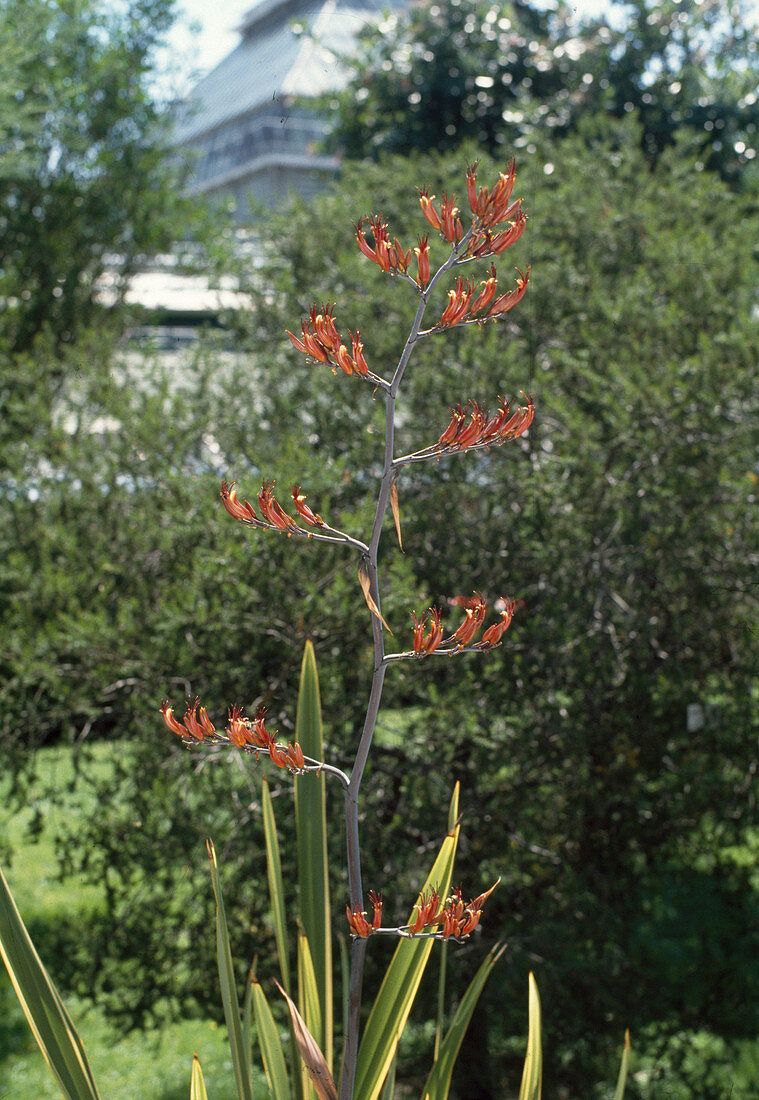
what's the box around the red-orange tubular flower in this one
[411,608,444,655]
[408,889,443,935]
[418,188,442,231]
[220,480,259,524]
[355,216,412,276]
[160,698,216,741]
[466,160,519,228]
[439,277,472,327]
[488,268,530,316]
[450,592,488,647]
[480,597,518,646]
[437,879,500,940]
[291,485,323,527]
[369,890,383,930]
[288,303,370,379]
[258,480,297,531]
[346,906,373,938]
[414,235,430,287]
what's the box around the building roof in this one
[176,0,396,144]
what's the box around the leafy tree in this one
[323,0,759,184]
[0,0,217,362]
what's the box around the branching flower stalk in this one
[160,160,533,1099]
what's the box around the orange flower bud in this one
[414,235,430,287]
[440,277,472,327]
[469,266,499,315]
[488,267,530,317]
[369,890,383,930]
[268,741,289,769]
[335,344,355,376]
[183,698,208,741]
[355,218,379,263]
[425,608,444,654]
[451,592,487,647]
[452,403,487,449]
[258,480,297,531]
[411,611,427,654]
[286,742,305,771]
[291,485,323,526]
[487,159,517,218]
[481,599,517,646]
[500,394,534,440]
[350,330,369,376]
[346,906,373,938]
[226,704,250,748]
[220,481,258,523]
[160,701,186,737]
[489,209,527,254]
[286,329,310,354]
[440,193,461,243]
[419,188,442,230]
[438,405,466,447]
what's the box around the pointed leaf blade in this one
[298,927,324,1100]
[206,839,253,1100]
[0,863,102,1100]
[294,640,333,1069]
[612,1030,632,1100]
[251,978,291,1100]
[262,778,292,995]
[190,1054,209,1100]
[422,942,507,1100]
[518,972,542,1100]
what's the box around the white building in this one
[175,0,406,217]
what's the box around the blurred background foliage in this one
[1,0,758,1097]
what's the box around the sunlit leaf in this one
[0,863,101,1100]
[518,972,542,1100]
[207,839,253,1100]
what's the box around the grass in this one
[0,744,270,1100]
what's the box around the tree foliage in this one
[0,0,216,360]
[322,0,759,184]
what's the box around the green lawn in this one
[0,745,269,1100]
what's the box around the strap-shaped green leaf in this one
[294,640,333,1069]
[207,839,253,1100]
[262,778,292,995]
[354,808,461,1100]
[518,972,542,1100]
[421,942,506,1100]
[380,1053,397,1100]
[251,979,291,1100]
[612,1030,631,1100]
[190,1053,209,1100]
[0,863,102,1100]
[298,927,324,1100]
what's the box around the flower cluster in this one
[419,161,526,257]
[287,303,369,378]
[355,216,431,288]
[437,394,534,451]
[406,881,499,940]
[347,881,499,941]
[435,266,530,330]
[346,890,383,938]
[160,699,307,773]
[220,480,324,531]
[411,595,518,654]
